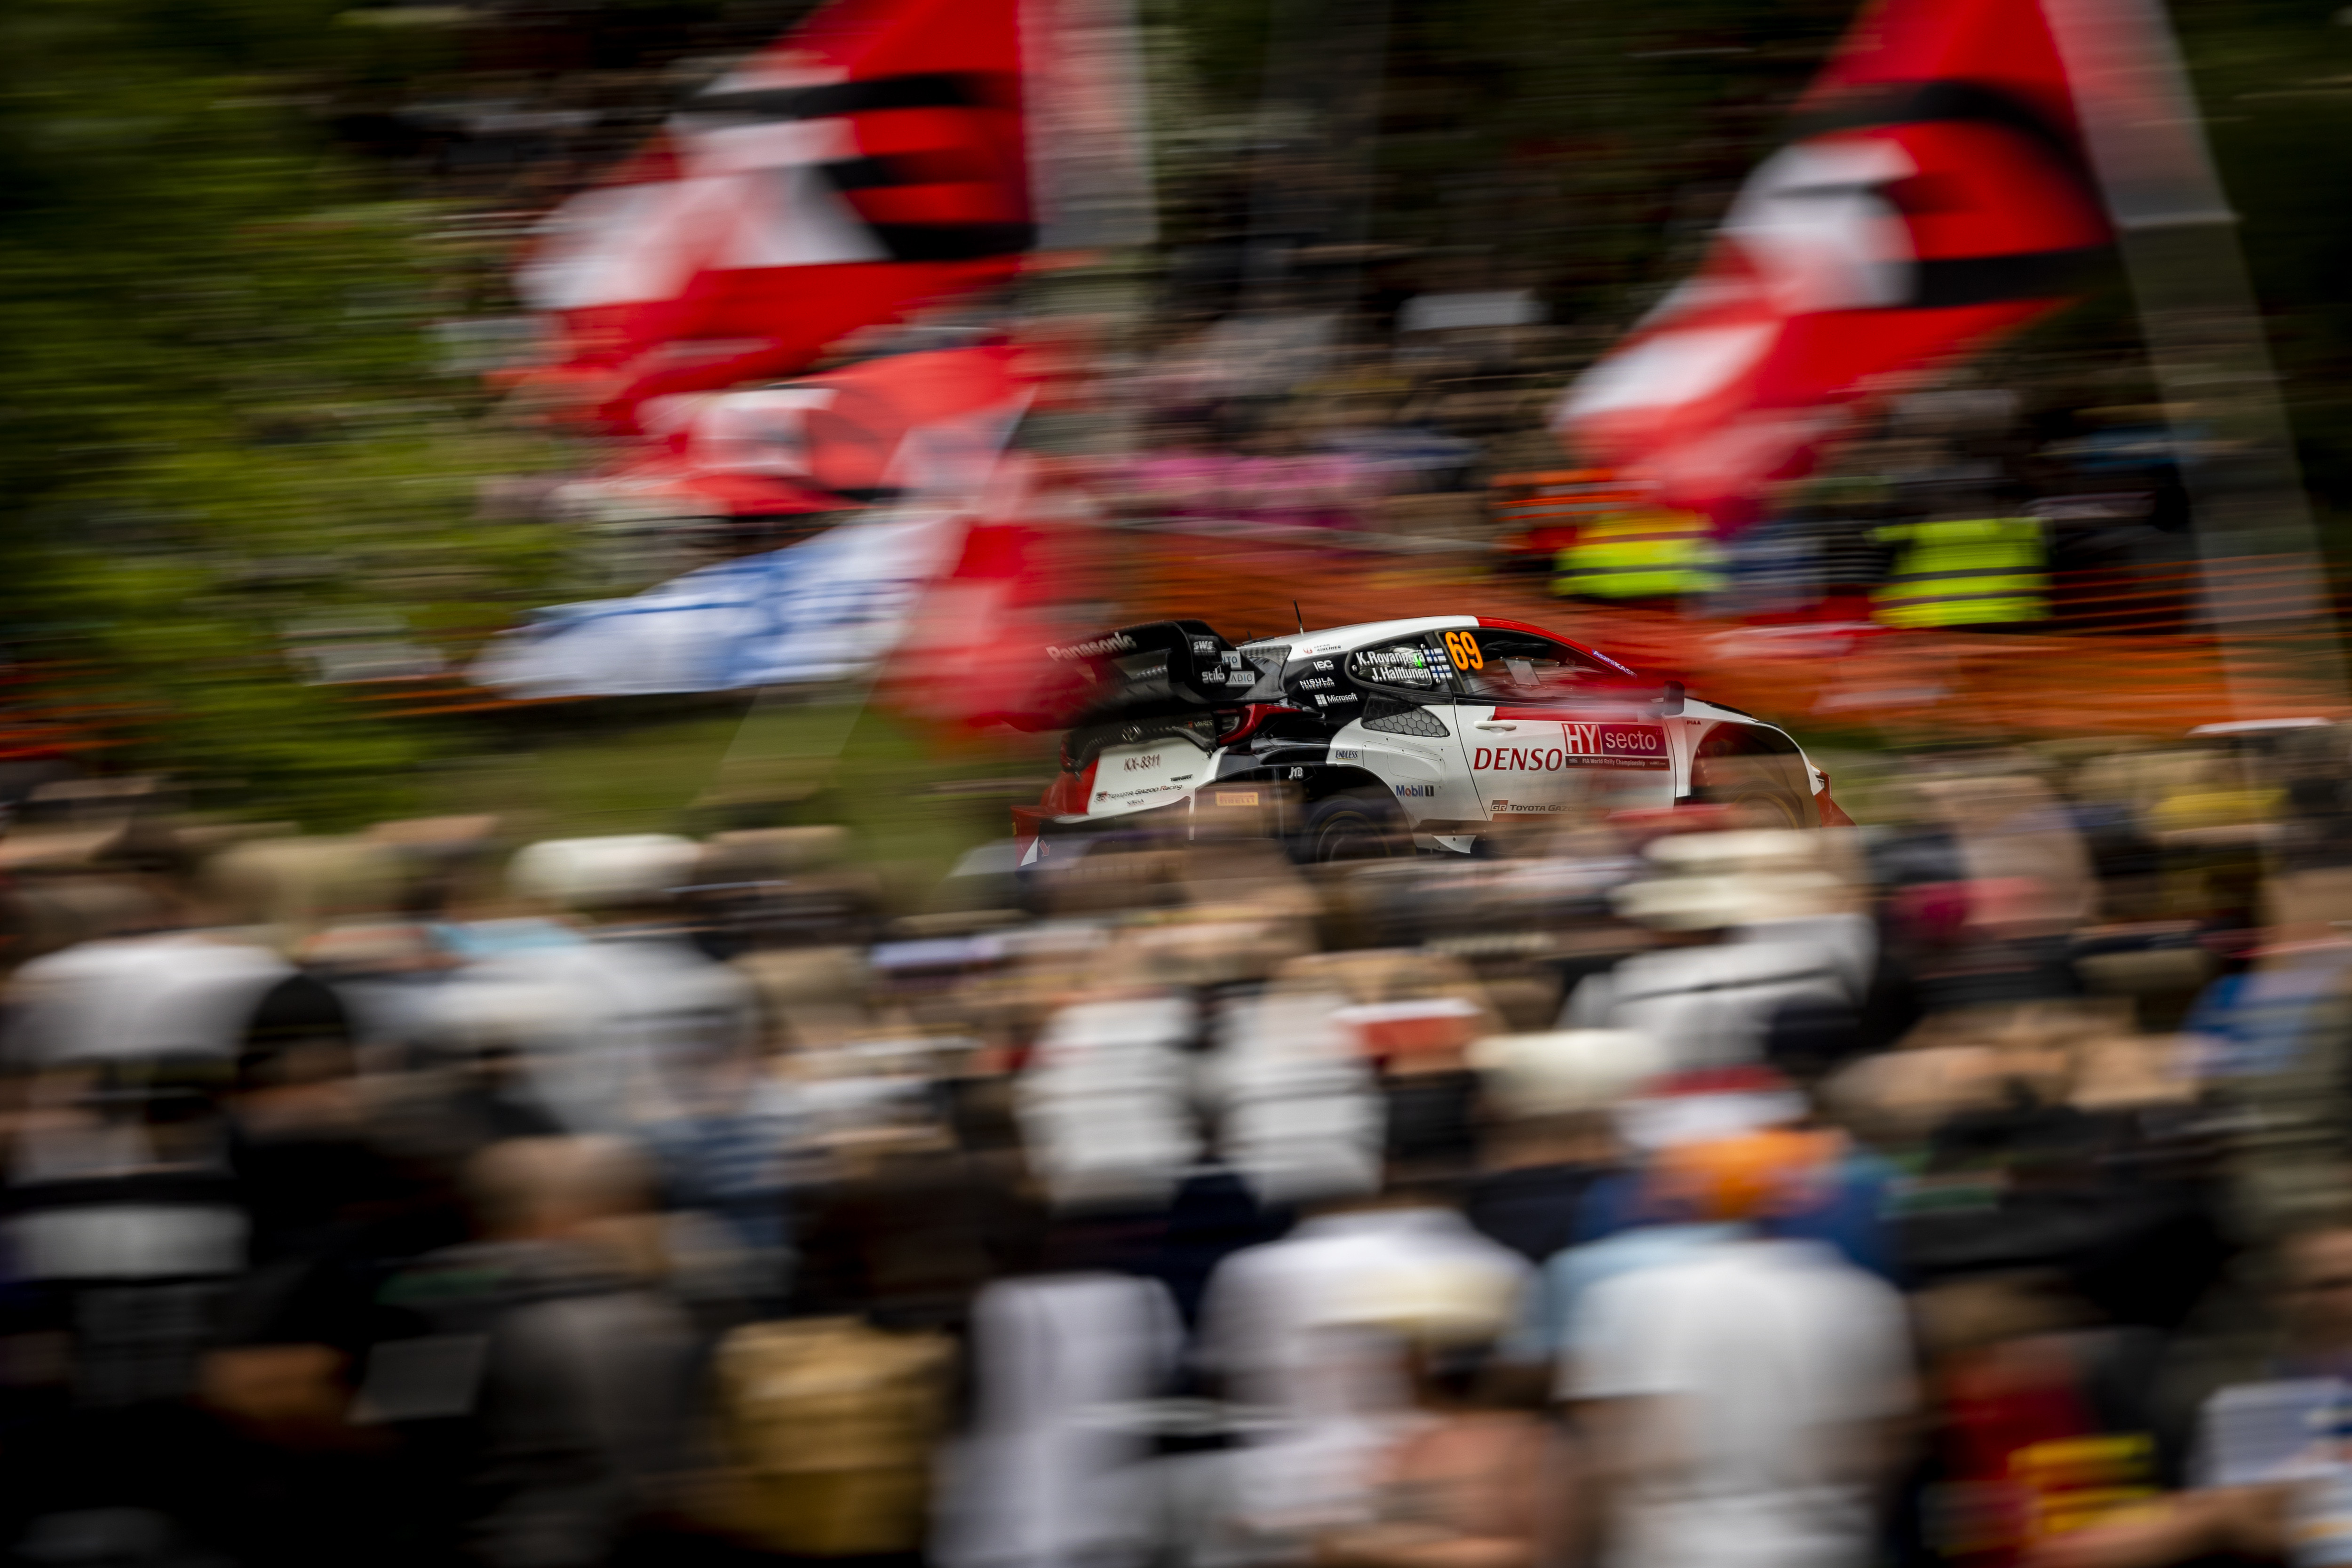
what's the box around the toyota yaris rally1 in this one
[1012,614,1850,864]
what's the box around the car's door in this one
[1322,633,1483,823]
[1435,626,1675,819]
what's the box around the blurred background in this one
[11,0,2352,1562]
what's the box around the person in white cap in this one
[1561,831,1874,1075]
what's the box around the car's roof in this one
[2188,717,2333,736]
[1246,615,1477,655]
[1240,614,1635,675]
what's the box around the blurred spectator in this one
[707,1312,956,1562]
[2019,1217,2352,1568]
[1563,1129,1917,1568]
[1309,1258,1560,1568]
[1564,830,1871,1073]
[1196,1181,1529,1557]
[1463,1029,1663,1266]
[1017,969,1202,1214]
[365,1136,695,1568]
[426,836,779,1295]
[934,1264,1184,1568]
[0,828,348,1457]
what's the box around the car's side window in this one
[1438,628,1608,701]
[1342,636,1450,699]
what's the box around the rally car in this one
[1012,615,1849,864]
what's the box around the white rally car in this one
[1013,615,1850,864]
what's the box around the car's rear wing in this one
[1010,620,1271,730]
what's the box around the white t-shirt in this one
[428,929,757,1136]
[2,932,294,1279]
[1203,1207,1532,1431]
[1565,1236,1915,1568]
[5,932,295,1067]
[935,1273,1185,1568]
[1563,930,1857,1071]
[1201,1208,1532,1540]
[1016,996,1202,1210]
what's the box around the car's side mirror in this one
[1658,680,1685,716]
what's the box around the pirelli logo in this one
[1474,722,1670,772]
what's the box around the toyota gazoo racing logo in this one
[1473,722,1670,772]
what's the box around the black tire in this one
[1295,787,1405,863]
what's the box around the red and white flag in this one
[881,452,1105,728]
[593,341,1034,516]
[518,0,1039,429]
[1555,0,2114,524]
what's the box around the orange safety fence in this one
[1,525,2342,751]
[1489,470,1644,561]
[1112,529,2347,741]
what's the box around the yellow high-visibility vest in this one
[1871,517,2048,628]
[1554,507,1724,599]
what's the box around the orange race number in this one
[1443,630,1484,671]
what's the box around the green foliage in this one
[0,0,561,828]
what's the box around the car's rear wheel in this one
[1295,787,1404,863]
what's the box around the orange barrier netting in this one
[1115,531,2347,741]
[3,528,2336,753]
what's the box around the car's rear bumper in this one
[1012,795,1201,867]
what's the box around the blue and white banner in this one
[469,512,960,698]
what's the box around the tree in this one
[0,0,563,828]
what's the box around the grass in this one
[420,693,1057,907]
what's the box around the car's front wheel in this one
[1710,782,1809,828]
[1295,787,1405,863]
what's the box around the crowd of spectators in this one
[3,732,2352,1568]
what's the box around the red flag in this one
[1555,0,2112,525]
[519,0,1037,430]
